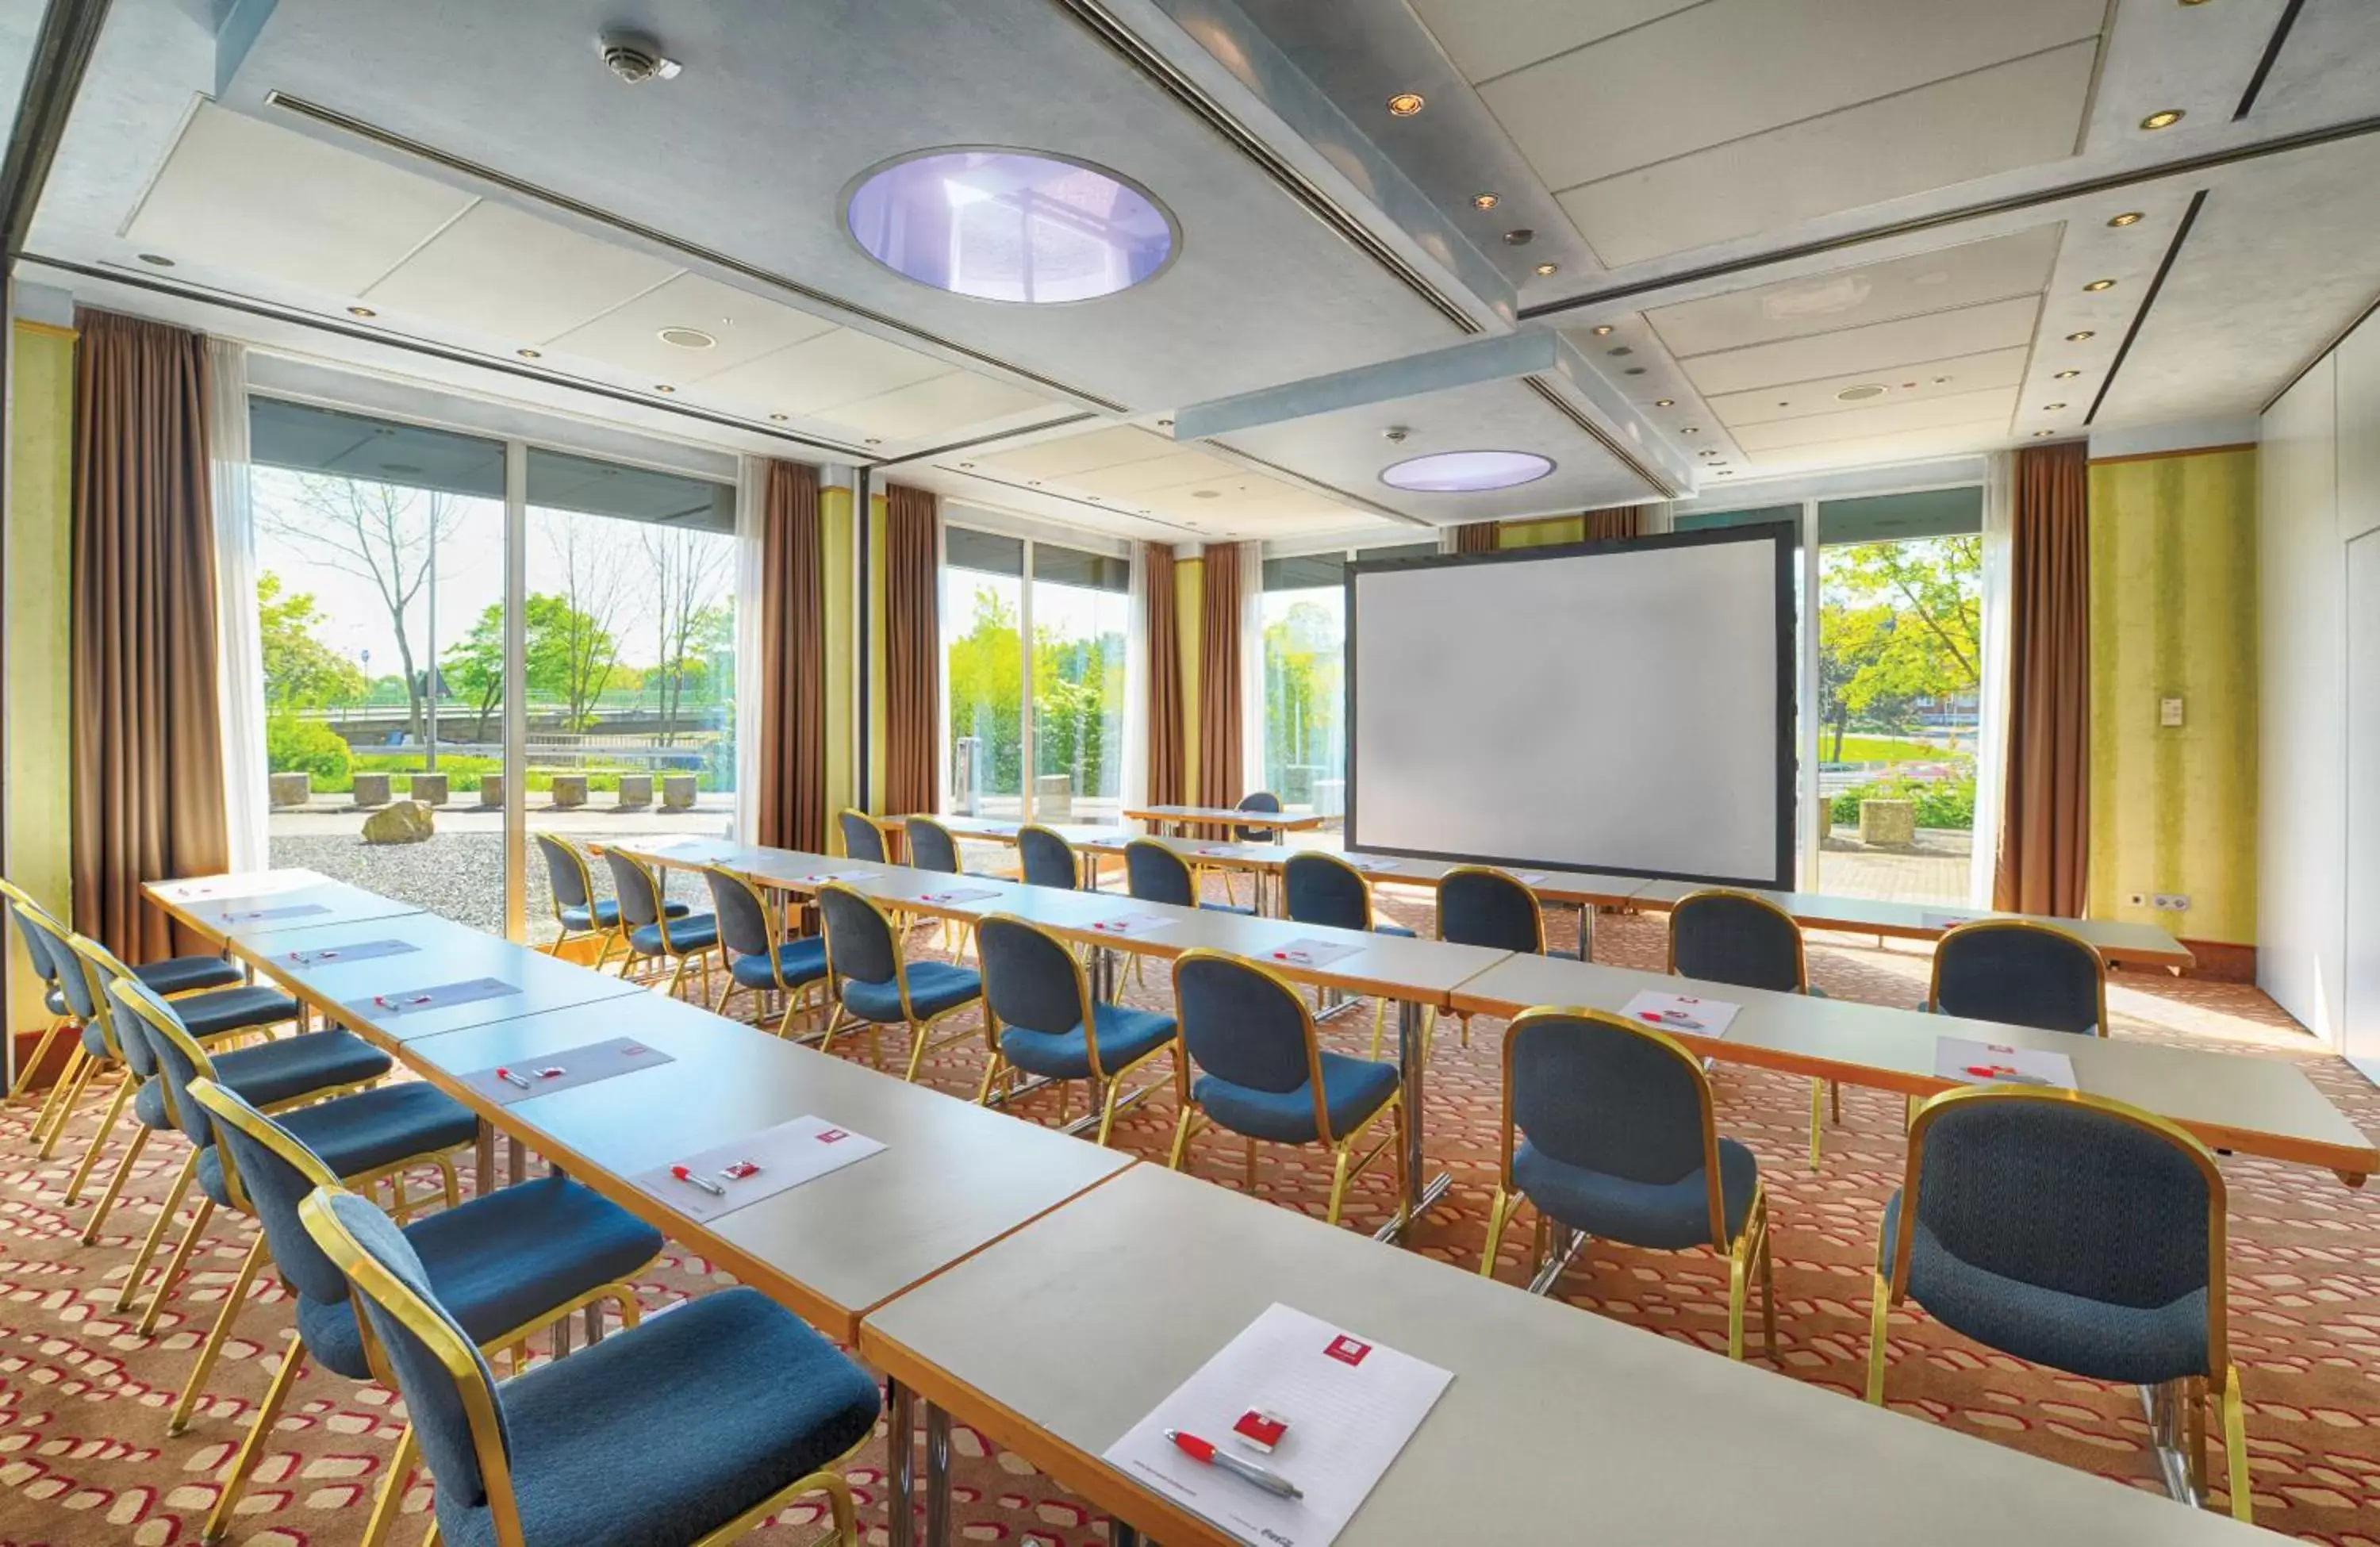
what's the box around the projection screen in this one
[1347,523,1796,888]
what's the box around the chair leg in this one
[711,973,736,1015]
[1324,1142,1354,1227]
[903,1020,930,1083]
[6,1016,74,1104]
[204,1334,308,1545]
[589,929,618,973]
[2221,1368,2251,1522]
[62,1076,134,1204]
[29,1041,86,1146]
[1368,998,1388,1061]
[356,1423,420,1547]
[116,1147,199,1313]
[975,1050,1006,1106]
[1478,1188,1516,1276]
[80,1123,152,1245]
[138,1196,217,1336]
[1757,1207,1778,1363]
[1807,1078,1825,1171]
[1458,1012,1471,1050]
[663,953,690,1001]
[1830,1081,1842,1123]
[2187,1376,2209,1498]
[1245,1135,1260,1192]
[168,1234,271,1435]
[1167,1108,1199,1170]
[1726,1241,1749,1362]
[34,1049,97,1159]
[1864,1273,1891,1404]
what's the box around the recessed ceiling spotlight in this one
[1902,381,1919,390]
[1606,346,1632,357]
[347,305,378,318]
[2107,211,2145,228]
[653,384,675,394]
[1654,397,1675,408]
[865,438,883,446]
[1028,480,1043,487]
[1192,489,1222,499]
[658,327,717,350]
[2033,429,2057,437]
[2043,402,2068,411]
[516,347,543,359]
[2140,109,2185,131]
[769,413,788,422]
[1502,228,1534,247]
[2082,278,2117,292]
[1776,401,1791,408]
[1535,263,1558,277]
[1933,376,1952,385]
[1472,192,1499,211]
[2053,369,2082,379]
[1717,470,1733,476]
[136,252,175,267]
[959,462,975,470]
[1157,417,1173,428]
[1387,92,1426,117]
[1591,324,1614,336]
[2067,330,2096,342]
[1381,450,1555,492]
[1682,425,1700,434]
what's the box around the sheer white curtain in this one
[1238,539,1265,797]
[209,339,270,872]
[1641,500,1676,536]
[1120,543,1150,812]
[731,454,767,844]
[1968,452,2015,907]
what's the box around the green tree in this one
[441,603,506,743]
[1817,536,1980,760]
[946,587,1024,792]
[1262,599,1342,799]
[258,570,366,709]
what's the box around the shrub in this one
[267,715,353,788]
[1830,776,1975,831]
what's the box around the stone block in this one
[351,773,393,808]
[476,773,505,808]
[269,771,311,809]
[1033,774,1073,821]
[616,774,654,808]
[550,774,589,809]
[1859,798,1917,847]
[362,800,434,845]
[409,773,450,806]
[661,774,698,811]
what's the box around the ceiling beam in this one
[1171,331,1558,440]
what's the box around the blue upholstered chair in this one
[1169,950,1404,1229]
[191,1078,666,1547]
[839,807,894,863]
[1436,867,1545,1049]
[1868,1087,2248,1522]
[1669,888,1838,1170]
[1284,851,1415,1059]
[298,1182,879,1547]
[705,866,828,1038]
[815,882,983,1081]
[1928,919,2107,1035]
[1018,824,1082,890]
[103,972,397,1337]
[118,987,480,1435]
[1233,789,1284,843]
[1479,1008,1775,1362]
[904,815,963,874]
[538,832,685,970]
[975,915,1177,1146]
[603,849,720,1000]
[1126,839,1250,916]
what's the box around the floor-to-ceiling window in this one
[943,528,1028,820]
[1029,543,1130,823]
[1258,539,1436,821]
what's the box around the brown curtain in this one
[1995,441,2090,916]
[1584,505,1647,540]
[882,482,940,816]
[1196,541,1244,808]
[758,459,827,853]
[1143,542,1186,806]
[1453,520,1499,554]
[71,309,229,962]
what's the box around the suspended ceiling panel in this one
[691,326,958,417]
[1406,0,1701,86]
[811,370,1055,441]
[1705,346,2030,427]
[961,424,1380,534]
[543,272,840,378]
[357,198,680,341]
[1668,295,2042,399]
[1730,384,2016,453]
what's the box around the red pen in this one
[493,1067,533,1091]
[1164,1430,1301,1499]
[670,1165,727,1197]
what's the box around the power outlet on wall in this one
[2152,893,2191,912]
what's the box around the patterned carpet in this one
[4,889,2378,1546]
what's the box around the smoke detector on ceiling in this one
[598,33,681,83]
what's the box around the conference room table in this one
[147,868,428,942]
[1123,802,1326,837]
[1448,950,2378,1185]
[860,1160,2282,1547]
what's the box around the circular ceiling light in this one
[1654,397,1675,407]
[2140,109,2184,131]
[1471,191,1499,210]
[2054,369,2081,379]
[2082,278,2117,292]
[516,347,543,359]
[1383,450,1553,493]
[2067,330,2095,342]
[846,148,1176,304]
[658,327,717,349]
[1386,92,1426,117]
[2107,211,2144,228]
[347,305,378,318]
[1534,263,1557,276]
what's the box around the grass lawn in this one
[1823,735,1958,763]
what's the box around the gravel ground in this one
[269,828,716,942]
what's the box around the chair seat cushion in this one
[628,915,718,957]
[134,955,248,996]
[45,985,66,1017]
[286,1082,482,1180]
[1373,922,1415,939]
[1879,1192,2209,1384]
[211,1029,392,1108]
[730,937,829,990]
[560,900,689,931]
[1513,1134,1760,1253]
[135,1081,170,1129]
[178,985,303,1040]
[82,1018,115,1059]
[441,1286,881,1547]
[1194,1050,1397,1145]
[1001,1003,1177,1081]
[842,961,981,1024]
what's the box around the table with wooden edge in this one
[1627,880,2196,971]
[1445,950,2376,1187]
[145,869,428,943]
[889,815,1125,890]
[858,1160,2285,1547]
[1123,803,1328,839]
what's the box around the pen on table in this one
[670,1165,727,1197]
[1165,1430,1302,1499]
[493,1067,533,1091]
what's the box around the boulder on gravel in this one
[363,800,435,845]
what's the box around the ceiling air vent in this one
[1836,384,1888,402]
[597,34,681,84]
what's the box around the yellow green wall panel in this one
[820,485,856,827]
[6,321,77,1041]
[864,492,889,812]
[2086,448,2259,944]
[1498,516,1585,550]
[1177,555,1203,800]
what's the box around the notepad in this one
[1104,1303,1452,1547]
[343,978,519,1019]
[1341,856,1400,873]
[279,939,421,969]
[1921,912,1979,931]
[632,1116,885,1225]
[1511,871,1549,885]
[918,885,1002,904]
[1934,1037,2078,1091]
[455,1036,674,1106]
[220,903,333,925]
[1265,938,1366,970]
[1088,912,1173,937]
[1619,990,1740,1038]
[798,868,877,885]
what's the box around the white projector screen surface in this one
[1349,528,1793,885]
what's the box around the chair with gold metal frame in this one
[904,814,998,955]
[1125,839,1250,916]
[536,832,686,970]
[704,865,830,1038]
[1927,919,2108,1035]
[1018,823,1084,890]
[974,914,1177,1145]
[193,1081,666,1547]
[1668,888,1840,1171]
[1284,851,1417,1059]
[603,847,722,1000]
[1169,949,1407,1230]
[1215,791,1284,908]
[1436,866,1545,1049]
[839,807,897,862]
[1477,1008,1776,1363]
[814,882,983,1081]
[1867,1086,2249,1522]
[298,1182,880,1547]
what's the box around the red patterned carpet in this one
[5,894,2378,1546]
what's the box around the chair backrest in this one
[106,973,217,1143]
[816,882,901,988]
[1502,1009,1727,1249]
[1284,852,1371,931]
[190,1077,348,1304]
[978,915,1104,1063]
[1930,921,2106,1035]
[1893,1089,2221,1346]
[1173,952,1329,1128]
[1124,840,1196,908]
[533,833,595,916]
[1017,826,1079,890]
[906,816,962,874]
[0,878,62,990]
[299,1187,518,1534]
[704,866,778,963]
[56,929,139,1068]
[601,850,667,935]
[20,906,94,1021]
[839,809,888,863]
[1669,889,1806,993]
[1234,790,1283,843]
[1437,868,1544,953]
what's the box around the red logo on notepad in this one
[1324,1334,1372,1367]
[816,1128,849,1144]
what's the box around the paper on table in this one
[1264,938,1366,970]
[631,1115,886,1226]
[219,902,333,925]
[1618,990,1740,1038]
[1341,855,1400,873]
[1104,1302,1451,1547]
[454,1036,675,1107]
[1510,871,1549,885]
[1088,912,1174,937]
[918,885,1003,904]
[278,939,420,969]
[798,867,878,885]
[1934,1036,2079,1091]
[342,978,519,1020]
